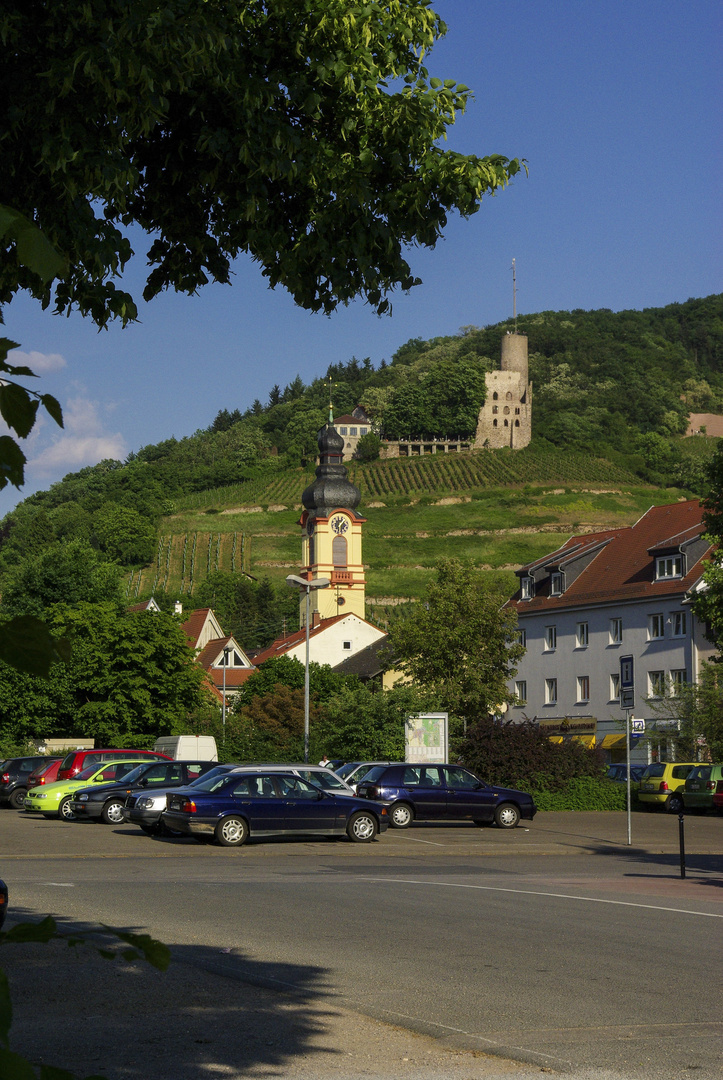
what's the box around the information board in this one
[405,713,449,763]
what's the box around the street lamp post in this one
[221,645,231,750]
[286,574,330,762]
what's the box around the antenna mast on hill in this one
[511,258,518,333]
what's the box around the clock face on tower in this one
[330,515,349,535]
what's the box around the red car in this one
[26,757,63,791]
[57,748,170,781]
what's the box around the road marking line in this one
[399,836,444,846]
[356,875,723,918]
[41,882,75,887]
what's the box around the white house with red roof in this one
[181,607,256,704]
[252,611,389,675]
[505,500,715,762]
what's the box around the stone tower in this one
[473,332,532,449]
[298,419,367,626]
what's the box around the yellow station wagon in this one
[637,762,698,813]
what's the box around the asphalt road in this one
[2,810,722,1080]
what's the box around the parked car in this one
[232,764,356,796]
[0,756,49,808]
[122,764,244,834]
[161,770,389,846]
[356,763,537,829]
[24,760,159,820]
[0,879,7,929]
[682,764,723,814]
[26,757,63,792]
[68,760,217,824]
[606,764,644,786]
[637,762,698,813]
[335,761,393,792]
[56,747,171,782]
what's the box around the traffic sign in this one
[621,688,635,708]
[620,655,634,689]
[631,717,645,733]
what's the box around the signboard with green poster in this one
[404,713,449,763]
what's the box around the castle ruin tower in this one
[298,419,367,627]
[474,332,532,450]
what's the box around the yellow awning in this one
[571,734,596,748]
[600,734,626,748]
[548,735,564,744]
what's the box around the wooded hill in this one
[1,295,721,650]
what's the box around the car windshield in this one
[189,773,237,793]
[641,764,665,779]
[118,764,151,784]
[360,766,387,783]
[296,770,347,791]
[335,762,364,780]
[189,766,231,786]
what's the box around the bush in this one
[531,776,626,811]
[458,716,606,792]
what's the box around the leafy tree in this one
[387,558,524,726]
[0,538,123,617]
[233,655,358,710]
[1,0,522,326]
[92,501,157,566]
[0,602,209,745]
[355,432,381,462]
[228,685,313,762]
[193,572,297,652]
[313,682,434,761]
[648,662,723,761]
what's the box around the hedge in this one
[531,776,627,812]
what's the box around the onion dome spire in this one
[301,422,361,518]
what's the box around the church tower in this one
[298,418,367,626]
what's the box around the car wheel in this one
[9,788,26,809]
[666,794,684,814]
[101,799,125,825]
[347,812,377,843]
[214,816,249,847]
[495,803,520,829]
[58,796,76,822]
[389,803,413,829]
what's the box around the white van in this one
[153,736,218,761]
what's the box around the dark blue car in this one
[161,770,389,846]
[356,763,537,829]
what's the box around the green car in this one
[24,760,156,821]
[682,764,723,814]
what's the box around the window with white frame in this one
[339,426,348,435]
[576,622,589,648]
[520,576,534,600]
[513,628,527,648]
[359,427,368,435]
[610,673,620,700]
[342,640,353,651]
[577,675,590,702]
[648,613,665,640]
[648,670,665,697]
[671,611,687,638]
[544,625,557,651]
[670,669,687,695]
[545,678,557,705]
[515,680,527,705]
[550,572,563,595]
[349,426,358,436]
[656,555,683,579]
[609,617,623,644]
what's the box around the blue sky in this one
[2,0,721,512]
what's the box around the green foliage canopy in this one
[387,558,524,725]
[0,0,523,326]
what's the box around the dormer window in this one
[520,576,534,600]
[550,572,563,595]
[656,555,682,579]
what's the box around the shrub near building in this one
[458,716,623,811]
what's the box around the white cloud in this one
[28,395,126,475]
[7,349,66,373]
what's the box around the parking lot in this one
[3,804,721,860]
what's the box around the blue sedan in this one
[161,770,389,846]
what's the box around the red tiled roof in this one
[181,608,213,647]
[207,667,257,690]
[509,500,711,614]
[195,636,233,670]
[252,613,352,665]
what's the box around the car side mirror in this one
[138,778,148,787]
[475,782,485,790]
[317,790,325,800]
